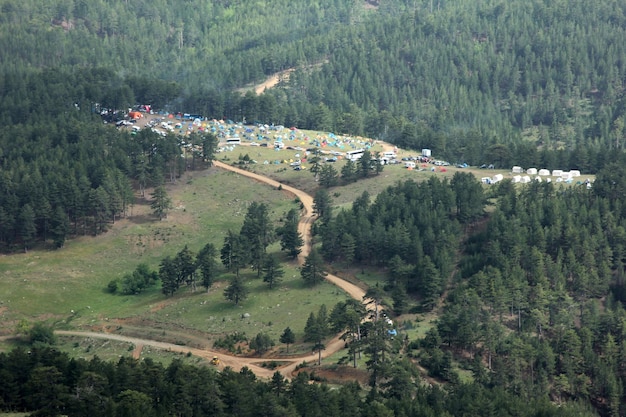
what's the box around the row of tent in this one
[512,166,581,178]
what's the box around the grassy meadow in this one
[0,168,315,337]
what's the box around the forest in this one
[0,344,594,417]
[1,0,626,169]
[2,0,626,416]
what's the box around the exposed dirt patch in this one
[132,343,143,359]
[299,365,370,385]
[237,61,328,95]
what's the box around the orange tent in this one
[128,111,143,119]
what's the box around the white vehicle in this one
[345,149,365,161]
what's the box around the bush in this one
[107,279,119,293]
[213,332,247,352]
[249,333,274,354]
[29,322,56,345]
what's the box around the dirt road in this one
[55,160,371,380]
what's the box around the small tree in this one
[262,254,285,289]
[196,243,218,292]
[150,185,172,220]
[224,275,248,305]
[303,305,330,365]
[279,327,296,353]
[160,256,179,296]
[277,208,303,259]
[319,164,339,188]
[300,249,327,286]
[359,150,372,178]
[341,159,357,184]
[174,245,197,290]
[29,322,56,345]
[249,332,274,354]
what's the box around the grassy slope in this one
[0,168,304,331]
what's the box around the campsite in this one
[0,0,624,415]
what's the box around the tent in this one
[128,111,143,119]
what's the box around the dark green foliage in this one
[119,263,158,295]
[262,254,285,289]
[196,243,219,292]
[320,179,460,301]
[159,256,178,296]
[330,299,367,367]
[340,160,358,184]
[223,275,248,305]
[150,186,172,220]
[249,333,274,354]
[18,204,36,252]
[303,305,330,365]
[28,323,56,346]
[276,208,303,259]
[313,188,333,223]
[319,164,339,188]
[0,344,603,417]
[239,202,274,278]
[300,249,327,286]
[220,230,250,278]
[213,332,248,353]
[279,327,295,353]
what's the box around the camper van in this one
[345,149,365,161]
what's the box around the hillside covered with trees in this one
[2,0,626,169]
[3,0,626,416]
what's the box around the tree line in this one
[0,343,595,417]
[3,1,626,173]
[0,68,218,252]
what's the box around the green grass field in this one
[0,169,338,342]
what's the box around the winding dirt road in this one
[56,160,371,379]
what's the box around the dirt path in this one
[56,160,371,380]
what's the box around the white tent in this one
[552,169,563,177]
[512,166,524,174]
[527,168,537,175]
[538,169,550,176]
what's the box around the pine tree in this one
[50,206,69,249]
[160,256,179,296]
[262,254,284,289]
[196,243,218,292]
[150,185,172,220]
[277,208,303,259]
[301,249,327,286]
[224,275,248,305]
[319,164,339,188]
[19,204,36,252]
[279,327,295,353]
[341,160,357,184]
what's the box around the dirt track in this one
[56,160,371,380]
